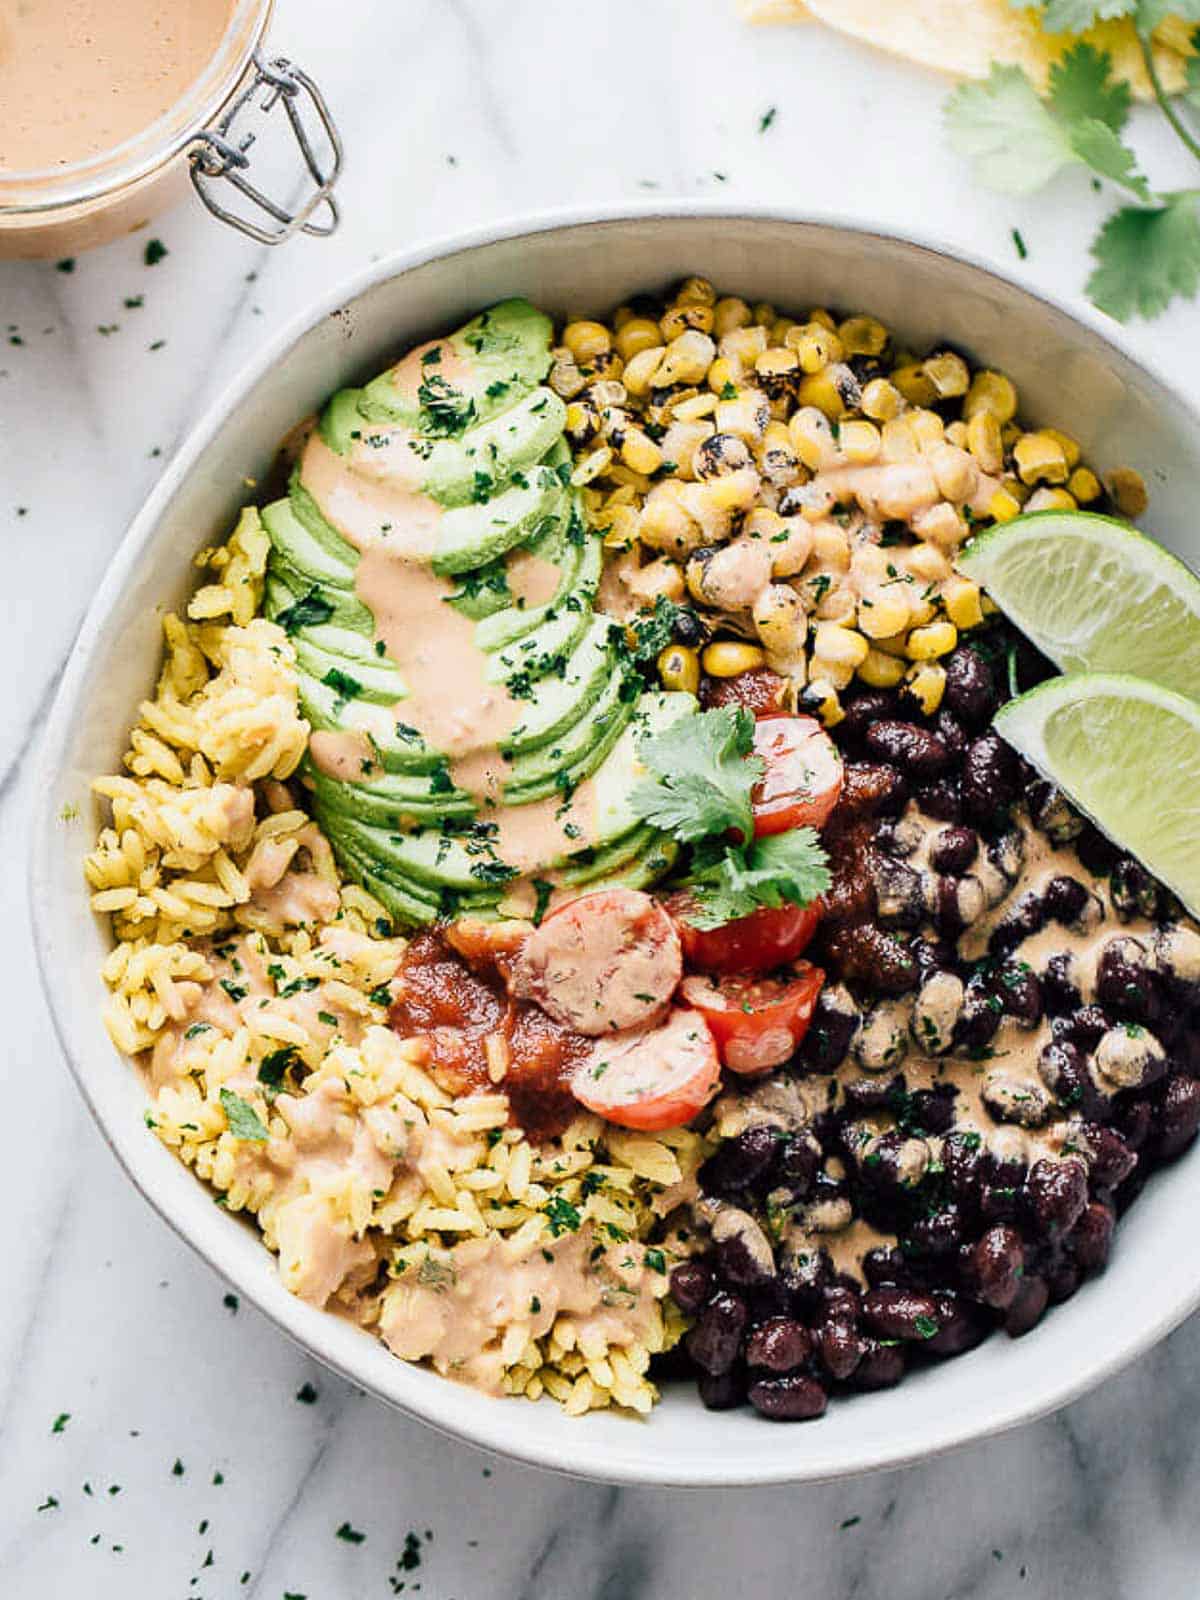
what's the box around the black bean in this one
[915,775,962,821]
[772,1132,820,1197]
[906,1085,958,1136]
[746,1277,793,1324]
[1043,875,1090,925]
[995,962,1043,1027]
[942,1131,987,1201]
[912,937,958,982]
[851,1341,907,1389]
[968,1225,1025,1309]
[686,1291,748,1376]
[861,1288,941,1341]
[986,829,1025,887]
[905,1203,964,1259]
[697,1369,747,1410]
[817,1319,865,1380]
[748,1374,828,1421]
[865,720,952,777]
[932,873,985,935]
[1041,953,1081,1016]
[715,1226,776,1290]
[930,825,979,875]
[1096,938,1160,1024]
[829,924,919,994]
[1027,780,1085,845]
[745,1317,813,1373]
[1045,1254,1082,1305]
[841,759,910,818]
[1025,1157,1088,1237]
[931,709,969,760]
[671,606,706,648]
[1053,1005,1109,1052]
[925,1291,990,1357]
[1071,1201,1116,1273]
[954,976,1004,1052]
[842,1072,906,1115]
[822,1284,860,1325]
[1110,856,1162,922]
[1004,1273,1049,1338]
[839,689,898,744]
[797,990,860,1073]
[1082,1124,1137,1189]
[669,1259,714,1316]
[961,733,1021,829]
[1116,1098,1153,1151]
[1075,824,1119,877]
[862,1246,911,1287]
[699,1125,780,1196]
[989,889,1047,955]
[1157,1076,1200,1160]
[870,853,925,928]
[943,646,998,727]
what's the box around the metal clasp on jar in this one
[189,53,343,245]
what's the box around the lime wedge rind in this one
[995,671,1200,918]
[959,511,1200,702]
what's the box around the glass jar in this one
[0,0,343,260]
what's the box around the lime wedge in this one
[958,511,1200,700]
[995,672,1200,916]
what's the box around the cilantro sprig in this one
[945,18,1200,319]
[630,707,830,928]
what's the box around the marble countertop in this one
[4,1,1200,1594]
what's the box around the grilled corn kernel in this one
[859,646,907,688]
[753,301,776,328]
[600,504,640,549]
[615,318,663,362]
[753,584,807,655]
[795,325,845,373]
[945,421,969,449]
[703,640,767,677]
[1042,427,1081,470]
[858,588,912,640]
[1068,465,1102,504]
[909,409,945,452]
[861,378,903,422]
[904,542,952,583]
[816,581,857,624]
[838,315,889,357]
[941,577,985,631]
[721,325,769,370]
[623,345,666,396]
[1025,487,1077,513]
[612,305,635,330]
[707,356,738,397]
[964,370,1018,424]
[924,352,970,399]
[562,321,612,363]
[657,644,700,696]
[938,576,982,632]
[713,297,753,336]
[881,416,920,462]
[807,307,838,333]
[657,330,717,387]
[811,522,852,572]
[1003,474,1031,505]
[929,443,975,503]
[904,661,947,716]
[788,406,838,471]
[906,620,958,660]
[570,444,614,486]
[676,276,717,307]
[661,303,715,341]
[1106,467,1149,518]
[797,370,846,421]
[872,630,910,658]
[621,428,664,476]
[906,592,938,627]
[564,398,599,446]
[813,622,870,668]
[755,346,801,392]
[803,679,844,727]
[1013,431,1069,486]
[1001,421,1023,452]
[768,520,814,579]
[966,410,1004,475]
[839,419,882,465]
[809,655,855,691]
[715,393,770,442]
[891,363,937,407]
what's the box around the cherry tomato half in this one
[666,891,823,975]
[570,1006,722,1131]
[679,964,825,1076]
[751,715,844,837]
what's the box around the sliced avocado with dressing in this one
[264,299,700,927]
[358,298,554,432]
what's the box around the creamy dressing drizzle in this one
[301,417,606,874]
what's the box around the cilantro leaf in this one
[684,827,832,930]
[1087,193,1200,320]
[1047,41,1130,133]
[276,587,334,635]
[1018,0,1136,33]
[219,1087,269,1142]
[944,65,1074,194]
[1067,119,1151,199]
[629,707,762,844]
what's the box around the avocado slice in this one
[358,299,554,433]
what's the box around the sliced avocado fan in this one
[261,297,694,926]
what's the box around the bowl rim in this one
[31,199,1200,1487]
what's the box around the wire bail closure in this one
[189,53,343,245]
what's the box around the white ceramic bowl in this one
[32,204,1200,1486]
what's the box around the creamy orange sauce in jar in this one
[0,0,233,174]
